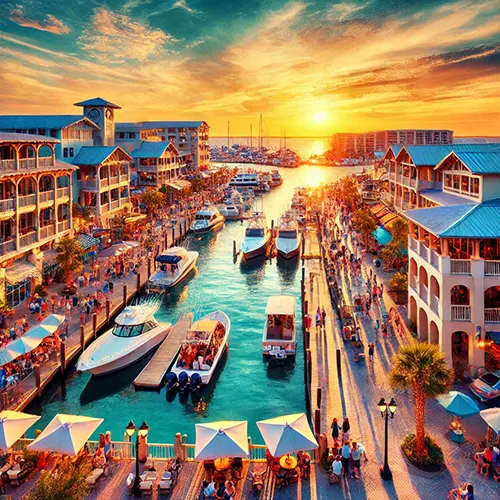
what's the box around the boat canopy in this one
[156,254,182,264]
[115,306,155,326]
[266,296,296,316]
[186,320,220,343]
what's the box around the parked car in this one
[469,371,500,402]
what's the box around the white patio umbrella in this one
[195,421,249,460]
[257,413,318,457]
[123,241,140,248]
[24,325,56,340]
[28,414,103,456]
[39,314,65,329]
[0,411,40,449]
[6,336,42,356]
[480,408,500,433]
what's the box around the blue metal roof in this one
[74,97,121,109]
[0,115,99,131]
[404,199,500,238]
[131,141,179,158]
[117,120,207,129]
[448,151,500,174]
[0,132,59,143]
[73,146,132,165]
[382,144,403,161]
[419,189,473,206]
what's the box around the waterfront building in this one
[404,150,500,373]
[115,121,210,168]
[0,133,75,307]
[332,129,453,156]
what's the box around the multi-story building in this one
[404,150,500,373]
[0,133,75,307]
[332,129,453,156]
[115,121,210,168]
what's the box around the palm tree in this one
[389,342,453,457]
[389,218,409,249]
[352,207,378,246]
[54,236,84,287]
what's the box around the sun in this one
[313,111,328,124]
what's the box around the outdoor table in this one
[280,455,298,470]
[214,457,230,471]
[450,429,465,444]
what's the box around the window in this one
[117,132,125,139]
[472,178,480,196]
[69,148,74,157]
[128,132,136,139]
[38,128,46,136]
[452,174,460,190]
[63,148,68,158]
[461,176,469,192]
[50,129,58,138]
[28,129,36,135]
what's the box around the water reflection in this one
[277,257,299,286]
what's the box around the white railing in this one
[401,201,411,211]
[419,244,429,261]
[38,157,54,167]
[410,178,418,189]
[19,231,37,247]
[418,179,435,191]
[39,191,54,203]
[430,250,440,270]
[40,225,55,239]
[419,283,428,304]
[485,308,500,323]
[450,259,471,275]
[18,194,36,207]
[110,200,119,210]
[485,260,500,276]
[0,159,16,171]
[100,178,109,188]
[19,158,36,170]
[389,172,396,181]
[451,305,471,321]
[109,176,119,185]
[57,220,70,232]
[138,165,159,173]
[409,236,418,251]
[81,179,98,190]
[0,240,15,255]
[0,199,15,211]
[409,274,417,290]
[431,295,440,316]
[56,187,69,198]
[402,177,410,187]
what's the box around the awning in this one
[77,234,100,251]
[156,254,181,264]
[42,249,58,274]
[5,261,40,284]
[124,214,147,224]
[488,331,500,345]
[381,213,399,226]
[165,179,191,191]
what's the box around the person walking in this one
[315,308,321,330]
[331,418,341,446]
[341,441,351,479]
[342,418,350,442]
[368,343,375,362]
[350,442,361,479]
[321,307,326,327]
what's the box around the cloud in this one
[79,7,177,62]
[327,2,370,21]
[185,38,206,49]
[173,0,196,14]
[9,6,69,35]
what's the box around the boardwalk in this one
[134,312,193,389]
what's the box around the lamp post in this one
[126,420,150,496]
[378,397,397,481]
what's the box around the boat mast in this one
[259,113,262,149]
[250,124,252,148]
[227,121,230,148]
[284,129,287,149]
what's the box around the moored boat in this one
[171,310,230,385]
[218,204,240,220]
[191,206,225,234]
[148,246,199,291]
[228,172,259,187]
[240,212,272,260]
[276,213,301,259]
[270,170,283,187]
[77,306,172,376]
[262,296,296,360]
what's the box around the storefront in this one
[4,260,40,308]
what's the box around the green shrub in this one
[390,272,408,294]
[402,433,444,467]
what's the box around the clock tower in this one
[74,97,121,146]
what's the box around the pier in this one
[134,312,193,389]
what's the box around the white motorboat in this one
[262,296,296,360]
[291,188,307,209]
[240,212,272,260]
[77,305,172,376]
[270,170,283,187]
[218,204,240,220]
[228,172,259,187]
[171,310,230,385]
[148,247,199,291]
[276,214,301,259]
[191,206,225,234]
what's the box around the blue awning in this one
[488,331,500,345]
[156,255,182,264]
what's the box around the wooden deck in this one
[134,313,193,389]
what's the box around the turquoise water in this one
[28,164,362,444]
[373,225,392,246]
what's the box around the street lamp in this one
[378,397,397,481]
[126,420,150,496]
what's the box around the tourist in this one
[329,456,342,485]
[331,418,341,445]
[223,480,236,499]
[341,441,350,478]
[350,442,361,479]
[215,482,226,500]
[447,483,474,499]
[297,450,311,479]
[368,343,375,362]
[204,480,217,499]
[321,307,326,327]
[342,418,350,442]
[315,308,321,329]
[104,431,113,461]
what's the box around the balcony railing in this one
[409,178,418,189]
[81,179,98,190]
[109,176,119,185]
[430,250,440,270]
[40,225,55,240]
[485,308,500,323]
[409,274,417,291]
[0,199,15,212]
[419,244,429,260]
[389,172,396,181]
[100,178,109,188]
[19,158,36,170]
[110,200,119,210]
[0,159,16,172]
[431,295,440,316]
[18,194,36,207]
[38,157,54,167]
[450,259,471,275]
[485,260,500,276]
[0,240,16,255]
[380,191,394,206]
[402,177,410,187]
[57,220,70,232]
[39,191,54,203]
[451,305,471,321]
[419,283,428,303]
[56,187,69,198]
[19,231,37,248]
[418,179,435,191]
[409,236,418,251]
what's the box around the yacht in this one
[291,188,307,209]
[229,172,259,187]
[148,247,199,291]
[270,170,283,187]
[171,310,230,385]
[77,306,172,376]
[262,296,296,360]
[218,204,240,221]
[276,214,301,259]
[240,212,272,260]
[191,206,225,234]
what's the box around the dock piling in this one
[34,364,41,398]
[314,408,321,434]
[172,226,175,246]
[80,325,85,351]
[106,300,110,325]
[336,349,341,375]
[164,233,168,249]
[317,387,322,409]
[60,341,66,374]
[147,259,152,278]
[92,313,97,340]
[136,272,141,291]
[123,284,128,306]
[233,240,237,262]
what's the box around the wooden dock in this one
[133,313,193,389]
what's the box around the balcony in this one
[18,194,36,207]
[451,305,471,321]
[40,225,55,240]
[402,176,410,187]
[100,178,109,188]
[110,200,119,210]
[38,157,54,167]
[409,178,418,189]
[417,179,435,191]
[57,220,70,232]
[0,159,16,172]
[109,176,119,185]
[0,240,16,255]
[56,187,70,199]
[81,179,98,190]
[409,236,418,251]
[0,199,15,212]
[450,259,471,275]
[19,158,36,170]
[380,191,394,206]
[419,283,428,304]
[39,191,54,203]
[485,308,500,323]
[430,250,440,270]
[419,244,429,260]
[409,275,417,291]
[19,231,37,248]
[431,295,440,316]
[485,260,500,276]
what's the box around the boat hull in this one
[242,236,271,260]
[148,252,198,290]
[277,238,301,260]
[192,217,225,235]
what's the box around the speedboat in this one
[240,212,272,260]
[228,172,259,187]
[276,214,301,259]
[218,204,240,221]
[291,188,307,209]
[191,206,225,234]
[270,170,283,187]
[77,306,172,376]
[171,310,230,385]
[262,296,296,360]
[148,246,199,291]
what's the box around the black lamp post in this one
[126,420,150,496]
[378,397,397,481]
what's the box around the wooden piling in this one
[164,233,168,249]
[172,226,175,246]
[305,330,310,351]
[106,300,110,324]
[92,313,97,339]
[317,387,322,409]
[123,284,128,306]
[314,408,321,434]
[233,240,237,260]
[136,272,141,291]
[34,364,42,398]
[147,259,152,278]
[336,348,341,375]
[80,325,85,351]
[60,341,66,373]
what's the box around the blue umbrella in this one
[437,391,480,417]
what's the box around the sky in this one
[0,0,499,136]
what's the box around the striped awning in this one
[42,249,58,274]
[77,234,100,251]
[381,213,399,226]
[5,261,40,284]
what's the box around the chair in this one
[7,463,21,485]
[85,468,104,488]
[159,471,173,493]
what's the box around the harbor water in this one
[28,164,363,443]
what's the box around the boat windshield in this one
[246,228,264,237]
[196,214,211,220]
[279,230,297,238]
[112,321,156,338]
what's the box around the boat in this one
[276,214,302,259]
[218,204,240,220]
[228,172,259,187]
[148,247,199,291]
[240,212,272,260]
[291,188,307,209]
[270,170,283,187]
[77,306,172,376]
[262,296,296,360]
[191,206,225,234]
[171,310,230,385]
